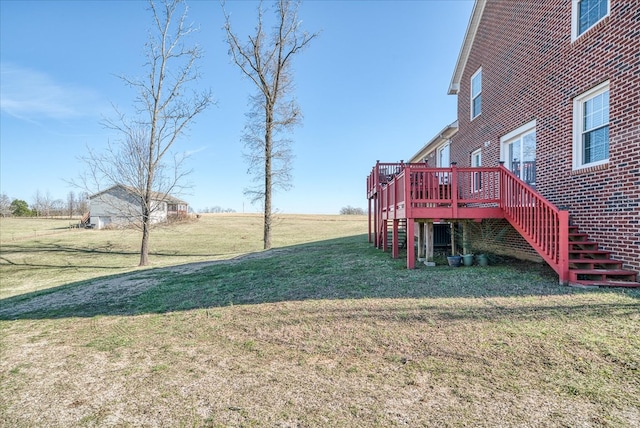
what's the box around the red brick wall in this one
[451,0,640,271]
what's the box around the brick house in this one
[447,0,639,273]
[368,0,639,286]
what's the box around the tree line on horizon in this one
[0,191,88,218]
[0,191,243,218]
[1,191,366,218]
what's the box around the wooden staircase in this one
[376,219,407,251]
[80,212,91,226]
[568,226,640,288]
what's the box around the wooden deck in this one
[367,162,570,281]
[367,162,638,287]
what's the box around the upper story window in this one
[436,142,450,184]
[572,0,609,40]
[437,142,450,167]
[573,81,609,169]
[471,148,482,191]
[471,68,482,119]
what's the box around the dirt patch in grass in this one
[0,248,290,319]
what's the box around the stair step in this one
[568,241,599,250]
[568,233,589,241]
[570,268,636,275]
[569,249,611,259]
[569,260,622,269]
[570,280,640,288]
[569,257,619,264]
[570,269,638,282]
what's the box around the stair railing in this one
[499,164,569,284]
[80,211,91,225]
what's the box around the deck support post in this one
[407,220,415,269]
[418,221,425,259]
[368,197,372,243]
[450,222,457,255]
[425,222,434,262]
[462,221,470,255]
[392,219,399,259]
[373,197,379,248]
[382,220,388,252]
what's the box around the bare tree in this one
[66,191,76,219]
[79,0,212,266]
[76,192,89,216]
[0,193,11,217]
[32,190,54,217]
[223,0,317,249]
[51,199,65,217]
[32,190,43,217]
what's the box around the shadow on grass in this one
[1,234,638,320]
[0,241,226,270]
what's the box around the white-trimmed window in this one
[573,81,609,169]
[437,142,450,167]
[470,68,482,119]
[571,0,609,40]
[437,142,450,184]
[500,120,537,187]
[471,148,482,191]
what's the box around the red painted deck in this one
[367,162,572,283]
[367,162,638,287]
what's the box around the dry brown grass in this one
[1,215,639,427]
[0,214,366,299]
[2,294,639,427]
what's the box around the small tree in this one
[10,199,32,217]
[79,0,212,266]
[223,0,318,249]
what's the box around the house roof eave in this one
[88,184,122,200]
[408,120,459,163]
[448,0,487,95]
[89,184,188,205]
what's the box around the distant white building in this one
[89,185,189,229]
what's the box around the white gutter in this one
[448,0,487,95]
[408,120,459,163]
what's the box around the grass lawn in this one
[1,214,639,427]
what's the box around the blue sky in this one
[0,0,473,214]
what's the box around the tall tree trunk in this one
[139,207,150,266]
[264,112,273,250]
[140,167,154,266]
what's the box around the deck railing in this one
[367,162,404,198]
[371,163,503,216]
[368,162,569,283]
